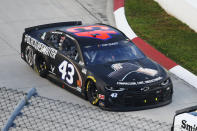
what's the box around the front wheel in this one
[86,80,99,105]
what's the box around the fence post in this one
[2,88,36,131]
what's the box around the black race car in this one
[21,21,173,110]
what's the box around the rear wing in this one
[25,21,82,33]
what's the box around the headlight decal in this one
[105,86,125,91]
[161,79,170,86]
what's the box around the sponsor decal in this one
[110,93,118,98]
[181,120,197,131]
[117,77,163,86]
[77,80,82,88]
[25,34,57,59]
[111,63,123,71]
[109,63,160,84]
[82,68,87,75]
[137,67,158,77]
[99,94,105,100]
[117,82,136,86]
[140,86,150,92]
[99,101,105,107]
[79,61,84,66]
[77,87,81,92]
[66,25,118,40]
[99,42,119,47]
[49,65,56,75]
[51,31,63,34]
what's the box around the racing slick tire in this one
[25,46,34,68]
[34,54,48,78]
[86,80,99,105]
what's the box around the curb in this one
[113,0,197,88]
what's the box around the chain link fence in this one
[0,87,171,131]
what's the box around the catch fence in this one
[0,87,171,131]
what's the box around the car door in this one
[39,31,60,76]
[42,31,84,92]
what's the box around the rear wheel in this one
[86,80,99,105]
[34,54,47,77]
[25,46,34,67]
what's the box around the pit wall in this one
[154,0,197,32]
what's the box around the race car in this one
[171,105,197,131]
[21,21,173,110]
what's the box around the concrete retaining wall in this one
[154,0,197,32]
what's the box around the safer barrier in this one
[0,87,171,131]
[154,0,197,32]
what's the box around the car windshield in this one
[82,40,145,65]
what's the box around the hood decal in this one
[111,63,123,71]
[108,63,158,81]
[117,76,163,86]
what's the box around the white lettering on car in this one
[24,34,57,59]
[117,77,163,86]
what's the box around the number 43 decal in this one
[59,60,75,84]
[66,25,118,40]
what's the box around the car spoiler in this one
[25,21,82,33]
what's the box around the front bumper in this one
[99,83,173,111]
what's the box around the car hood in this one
[87,58,167,86]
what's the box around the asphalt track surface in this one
[0,0,197,124]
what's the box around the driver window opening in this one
[42,31,80,63]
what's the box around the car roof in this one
[57,24,127,47]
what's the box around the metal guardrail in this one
[0,87,171,131]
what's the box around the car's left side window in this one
[63,38,80,63]
[40,31,61,48]
[49,33,61,49]
[40,31,81,63]
[41,32,52,42]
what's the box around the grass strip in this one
[125,0,197,75]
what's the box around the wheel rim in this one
[37,59,46,73]
[34,54,47,77]
[39,62,46,72]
